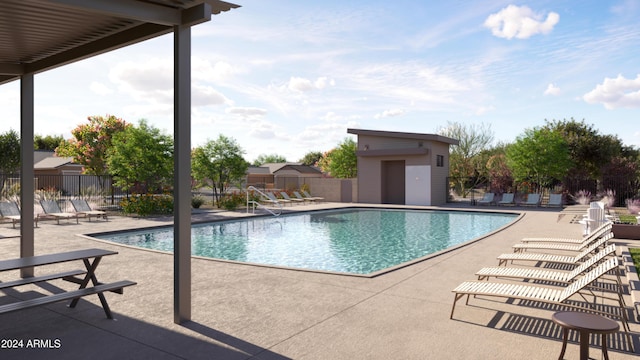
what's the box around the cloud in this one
[583,74,640,109]
[89,81,113,96]
[286,76,334,92]
[484,5,559,39]
[225,107,268,116]
[374,108,405,119]
[475,105,495,115]
[544,83,560,96]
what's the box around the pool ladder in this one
[246,186,282,216]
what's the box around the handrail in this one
[246,186,282,216]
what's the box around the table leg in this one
[579,330,589,360]
[558,328,568,360]
[602,334,609,360]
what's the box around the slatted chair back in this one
[559,257,618,301]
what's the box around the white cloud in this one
[583,74,640,109]
[544,83,561,96]
[192,84,230,107]
[475,105,495,115]
[484,5,559,39]
[286,76,334,92]
[374,108,405,119]
[89,81,113,96]
[225,107,268,116]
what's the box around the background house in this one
[348,128,458,206]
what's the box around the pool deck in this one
[0,202,638,359]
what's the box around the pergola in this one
[0,0,239,324]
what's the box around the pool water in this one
[94,208,516,275]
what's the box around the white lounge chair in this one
[497,193,514,206]
[477,244,616,282]
[512,232,612,253]
[265,192,290,206]
[302,190,324,202]
[476,193,495,205]
[496,236,607,267]
[521,221,612,244]
[451,257,632,342]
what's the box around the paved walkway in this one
[0,203,638,359]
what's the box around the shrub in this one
[218,192,245,211]
[121,193,173,216]
[626,198,640,215]
[191,196,205,209]
[598,189,615,209]
[572,190,591,205]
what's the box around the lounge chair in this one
[0,201,38,228]
[547,193,563,207]
[520,221,612,244]
[293,191,313,202]
[497,193,514,206]
[496,236,607,267]
[302,190,324,202]
[70,199,108,221]
[451,257,632,342]
[521,193,541,206]
[476,193,495,205]
[476,244,616,282]
[265,192,290,206]
[512,232,612,253]
[39,200,79,224]
[280,192,304,204]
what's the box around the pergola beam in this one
[45,0,182,26]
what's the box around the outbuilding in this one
[347,128,458,206]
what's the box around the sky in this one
[1,0,639,163]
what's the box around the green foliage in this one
[34,134,64,151]
[191,135,249,205]
[630,248,640,278]
[299,151,323,166]
[55,115,128,175]
[542,119,625,179]
[191,195,205,209]
[107,119,174,192]
[120,193,173,216]
[217,192,245,210]
[252,153,287,166]
[318,138,357,178]
[438,121,494,196]
[0,129,20,174]
[506,127,573,187]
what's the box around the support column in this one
[20,73,35,278]
[173,24,192,324]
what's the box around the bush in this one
[121,193,173,216]
[191,196,205,209]
[218,192,245,210]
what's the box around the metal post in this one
[20,73,35,277]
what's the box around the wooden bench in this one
[0,248,136,319]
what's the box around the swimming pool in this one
[93,208,517,275]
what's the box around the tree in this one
[299,151,323,166]
[0,129,20,175]
[106,119,173,193]
[55,115,128,175]
[542,118,623,179]
[192,135,249,205]
[318,138,357,178]
[506,127,573,188]
[437,121,494,196]
[252,153,287,166]
[484,143,513,192]
[34,134,64,151]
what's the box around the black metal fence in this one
[0,174,127,209]
[447,175,640,207]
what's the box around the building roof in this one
[347,128,459,145]
[274,165,322,175]
[260,162,302,173]
[246,166,272,175]
[34,156,79,170]
[0,0,239,85]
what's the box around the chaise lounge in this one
[70,199,108,221]
[0,201,38,228]
[39,200,79,224]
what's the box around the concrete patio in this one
[0,203,638,359]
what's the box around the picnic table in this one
[0,248,136,319]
